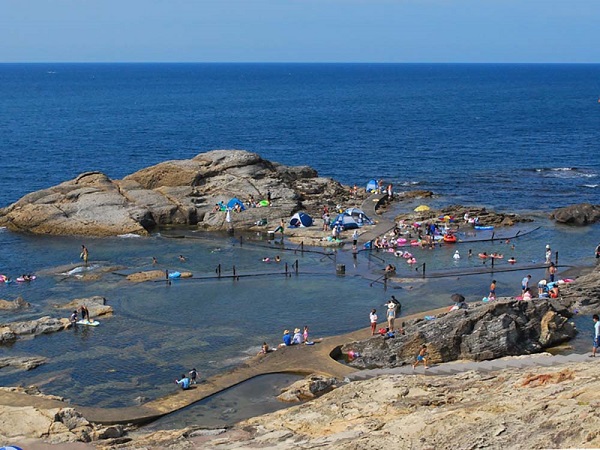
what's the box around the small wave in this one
[583,184,599,188]
[534,167,577,172]
[0,226,6,232]
[400,181,420,186]
[118,233,141,238]
[60,264,100,276]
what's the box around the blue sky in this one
[1,0,598,63]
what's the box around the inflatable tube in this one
[474,225,494,230]
[403,252,412,259]
[443,235,457,243]
[490,254,503,259]
[0,275,7,282]
[407,258,417,264]
[259,200,269,207]
[478,253,488,259]
[168,271,181,279]
[16,276,36,282]
[410,240,420,246]
[397,238,407,244]
[76,320,99,327]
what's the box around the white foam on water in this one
[118,233,141,238]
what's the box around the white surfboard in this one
[76,320,100,327]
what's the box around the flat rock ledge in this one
[0,356,47,371]
[0,149,355,236]
[0,316,72,346]
[53,295,113,318]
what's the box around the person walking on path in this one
[412,344,429,369]
[591,314,600,357]
[80,245,89,266]
[521,275,531,295]
[370,309,378,335]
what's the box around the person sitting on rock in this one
[175,374,190,390]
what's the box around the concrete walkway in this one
[356,193,396,244]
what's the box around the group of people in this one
[280,326,310,347]
[369,296,403,336]
[69,305,91,324]
[175,368,199,390]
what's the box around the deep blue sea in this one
[1,63,600,210]
[1,64,599,421]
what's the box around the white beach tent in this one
[343,207,374,225]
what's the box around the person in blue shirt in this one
[175,374,190,390]
[280,329,292,347]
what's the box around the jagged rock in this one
[342,298,576,368]
[93,425,124,440]
[54,295,113,317]
[551,203,600,225]
[0,150,353,236]
[0,316,71,346]
[559,266,600,314]
[276,374,338,402]
[0,296,31,310]
[0,356,47,371]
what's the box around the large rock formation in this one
[0,150,353,236]
[559,265,600,314]
[342,298,576,369]
[551,203,600,225]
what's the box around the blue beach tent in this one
[344,207,374,225]
[332,213,359,230]
[289,212,313,227]
[366,179,378,193]
[227,197,246,211]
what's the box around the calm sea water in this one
[1,64,599,416]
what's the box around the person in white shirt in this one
[591,314,600,357]
[370,309,378,335]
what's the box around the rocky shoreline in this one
[1,265,599,448]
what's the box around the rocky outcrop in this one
[0,150,353,236]
[342,298,576,369]
[551,203,600,225]
[0,387,126,444]
[276,374,338,402]
[0,356,46,371]
[183,363,600,450]
[396,204,532,227]
[0,316,72,345]
[559,265,600,314]
[0,296,31,310]
[53,295,113,318]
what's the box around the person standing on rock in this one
[591,314,600,357]
[545,244,552,264]
[370,309,378,335]
[521,275,531,296]
[80,245,89,266]
[489,280,497,300]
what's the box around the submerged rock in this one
[342,298,576,369]
[276,374,338,402]
[0,356,47,371]
[0,296,31,310]
[0,150,352,236]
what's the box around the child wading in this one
[412,344,429,369]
